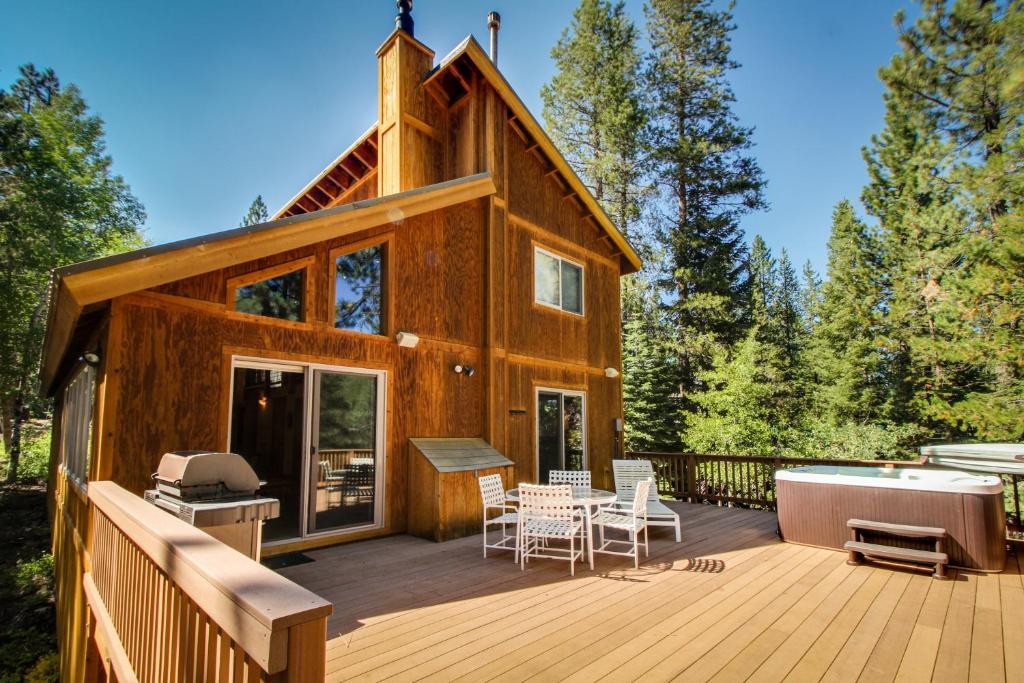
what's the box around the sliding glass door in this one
[536,388,586,484]
[229,366,306,542]
[308,370,382,534]
[229,359,385,544]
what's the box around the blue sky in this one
[1,0,913,273]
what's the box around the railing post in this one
[686,453,698,503]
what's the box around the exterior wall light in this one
[396,331,420,348]
[80,351,101,367]
[604,367,620,378]
[454,364,475,377]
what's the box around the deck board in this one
[275,502,1024,682]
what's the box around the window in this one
[60,365,96,485]
[534,247,583,315]
[333,244,384,334]
[233,269,305,321]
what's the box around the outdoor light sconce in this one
[604,367,620,378]
[453,364,475,377]
[80,351,101,367]
[396,331,420,348]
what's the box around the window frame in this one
[533,245,585,317]
[59,363,97,490]
[226,256,316,324]
[329,234,392,339]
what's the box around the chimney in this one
[377,0,442,195]
[487,11,501,64]
[396,0,414,36]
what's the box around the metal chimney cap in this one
[487,11,501,28]
[396,0,414,36]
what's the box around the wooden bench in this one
[844,519,949,579]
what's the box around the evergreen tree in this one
[774,250,803,370]
[643,0,767,425]
[807,200,887,424]
[621,275,681,451]
[747,235,775,332]
[684,329,787,456]
[240,195,269,227]
[0,65,145,481]
[800,260,822,335]
[541,0,648,241]
[875,0,1024,438]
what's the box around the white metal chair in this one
[612,459,682,542]
[549,469,592,488]
[479,474,518,559]
[593,478,652,568]
[518,484,587,575]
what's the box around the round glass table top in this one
[505,487,617,505]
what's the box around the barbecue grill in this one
[145,450,279,560]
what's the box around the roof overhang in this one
[427,36,643,275]
[41,172,497,395]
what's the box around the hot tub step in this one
[844,540,949,579]
[847,519,947,539]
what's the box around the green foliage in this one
[643,0,767,418]
[621,275,681,450]
[240,194,269,227]
[1,422,51,482]
[541,0,649,241]
[784,420,924,461]
[0,64,145,480]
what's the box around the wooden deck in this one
[276,502,1024,682]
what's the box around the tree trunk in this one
[1,397,11,454]
[5,394,24,483]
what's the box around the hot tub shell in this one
[776,466,1005,572]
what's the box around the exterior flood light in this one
[454,364,475,377]
[80,351,101,367]
[604,367,620,378]
[396,331,420,348]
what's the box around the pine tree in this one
[621,276,681,451]
[0,65,145,480]
[643,0,767,424]
[874,0,1024,438]
[240,195,269,227]
[542,0,648,242]
[807,200,887,424]
[747,235,775,332]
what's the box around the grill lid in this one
[153,451,261,496]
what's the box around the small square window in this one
[234,269,305,321]
[334,244,384,334]
[534,247,584,315]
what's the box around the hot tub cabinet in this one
[776,466,1006,571]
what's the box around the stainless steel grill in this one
[145,451,279,560]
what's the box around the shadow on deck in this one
[276,502,1024,682]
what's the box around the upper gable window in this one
[334,243,385,334]
[534,246,583,315]
[233,268,306,321]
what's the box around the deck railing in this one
[85,481,332,682]
[624,451,1023,526]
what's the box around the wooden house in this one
[44,8,640,676]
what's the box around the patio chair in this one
[518,484,586,575]
[549,470,592,488]
[593,477,652,568]
[479,474,519,559]
[612,459,682,542]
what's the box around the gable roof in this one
[425,36,642,275]
[40,172,497,394]
[273,123,379,219]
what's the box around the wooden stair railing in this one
[84,481,332,682]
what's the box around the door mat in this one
[262,552,315,570]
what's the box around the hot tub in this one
[776,466,1006,571]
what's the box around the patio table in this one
[506,486,617,570]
